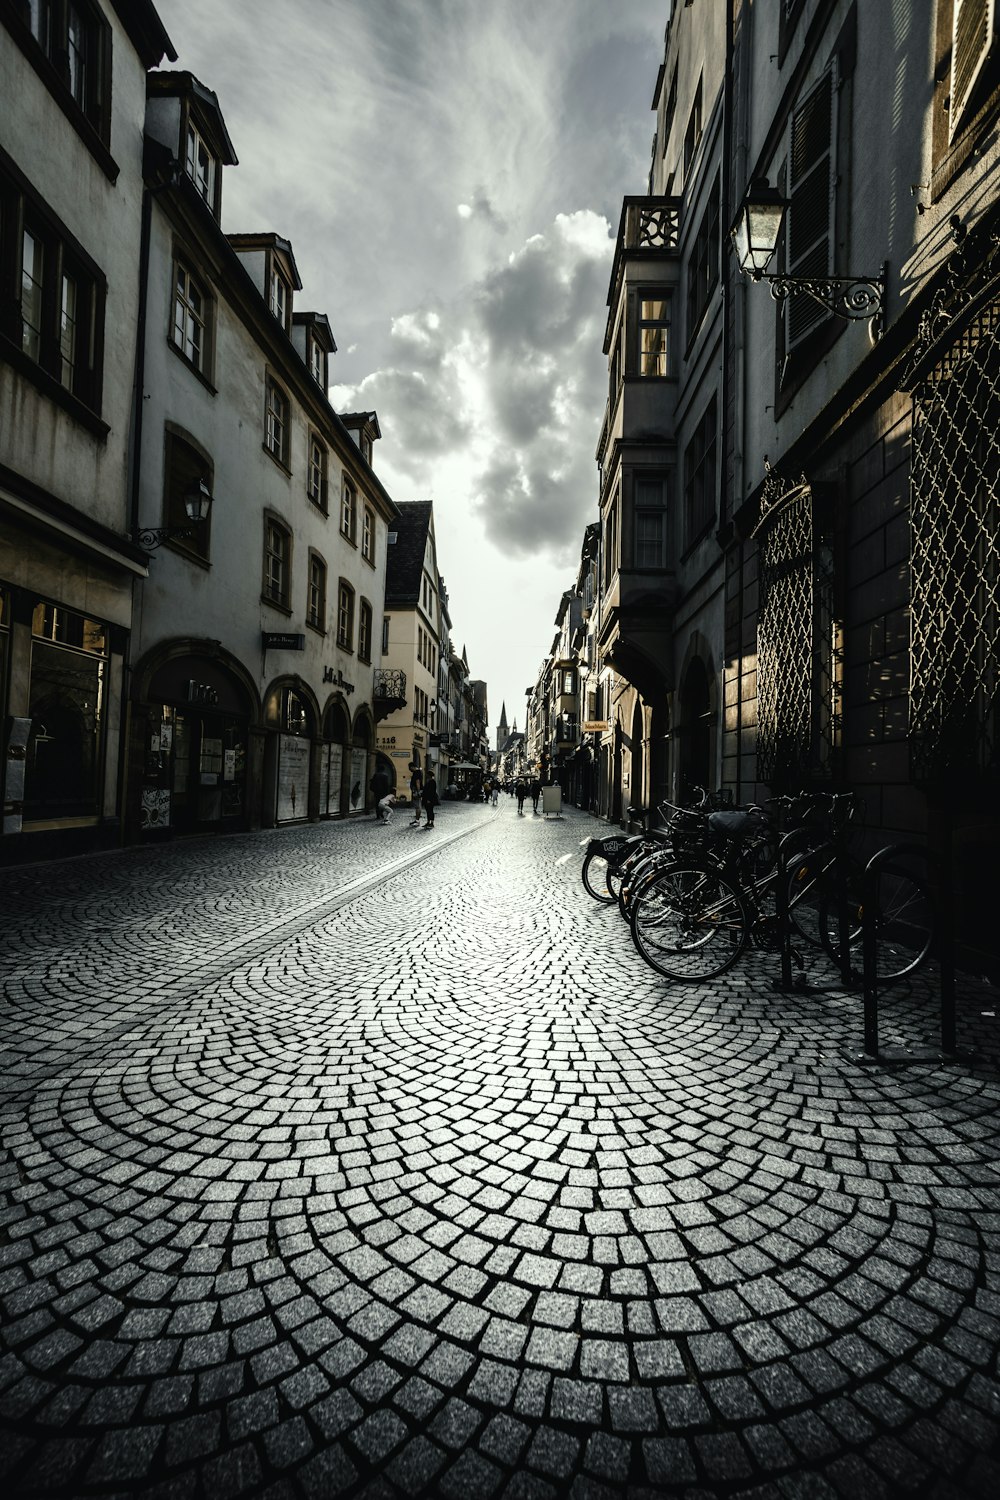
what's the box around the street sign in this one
[262,632,305,651]
[583,720,609,732]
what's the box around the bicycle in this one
[628,794,935,985]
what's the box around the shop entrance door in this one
[141,707,247,835]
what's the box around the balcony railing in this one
[373,668,407,721]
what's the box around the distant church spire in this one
[496,700,509,753]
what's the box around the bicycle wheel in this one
[618,848,671,921]
[581,850,623,904]
[630,862,749,981]
[820,863,935,982]
[784,841,837,950]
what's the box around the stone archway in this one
[320,697,352,818]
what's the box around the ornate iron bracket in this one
[136,525,196,551]
[757,264,887,339]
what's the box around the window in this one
[638,297,669,377]
[308,436,327,510]
[25,600,108,820]
[341,478,357,542]
[264,376,289,467]
[683,77,703,177]
[13,0,110,141]
[603,492,619,586]
[785,69,836,348]
[263,517,290,608]
[382,616,390,654]
[609,328,622,403]
[270,265,289,330]
[307,553,326,631]
[683,399,717,545]
[308,333,325,387]
[634,476,668,569]
[358,600,372,662]
[686,177,720,341]
[163,429,212,563]
[171,258,211,375]
[185,120,215,206]
[1,166,103,412]
[362,506,374,561]
[337,581,354,649]
[562,670,576,695]
[662,64,678,155]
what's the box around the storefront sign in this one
[322,665,354,693]
[262,632,305,652]
[583,720,609,732]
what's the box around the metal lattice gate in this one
[754,479,838,787]
[910,297,1000,783]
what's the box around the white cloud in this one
[332,210,614,560]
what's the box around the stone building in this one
[376,501,443,796]
[128,70,397,838]
[0,1,175,862]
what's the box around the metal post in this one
[772,830,798,993]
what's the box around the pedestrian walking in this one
[530,776,541,814]
[515,779,527,815]
[421,770,439,828]
[491,781,499,807]
[377,793,396,824]
[371,765,390,819]
[408,763,423,825]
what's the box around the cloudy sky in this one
[157,0,667,736]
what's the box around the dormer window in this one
[308,334,325,387]
[270,266,289,330]
[361,432,372,463]
[185,120,215,206]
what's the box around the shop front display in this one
[139,653,252,837]
[320,699,351,817]
[24,603,109,822]
[269,685,316,825]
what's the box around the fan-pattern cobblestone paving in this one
[1,800,999,1499]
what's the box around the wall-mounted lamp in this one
[138,477,213,551]
[731,178,886,339]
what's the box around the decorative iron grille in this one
[753,474,838,787]
[909,295,1000,782]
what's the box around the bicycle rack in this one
[772,824,856,995]
[858,841,960,1064]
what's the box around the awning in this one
[449,762,481,770]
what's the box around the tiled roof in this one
[385,501,432,604]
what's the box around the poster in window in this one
[141,787,171,829]
[277,733,311,822]
[324,742,344,816]
[349,748,367,810]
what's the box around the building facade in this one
[1,0,175,863]
[128,70,397,840]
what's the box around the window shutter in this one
[787,69,835,348]
[951,0,997,140]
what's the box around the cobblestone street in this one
[1,801,999,1499]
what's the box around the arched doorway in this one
[679,657,712,800]
[350,708,374,814]
[136,647,255,837]
[320,698,351,818]
[630,699,645,813]
[264,682,318,824]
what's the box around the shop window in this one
[337,580,354,649]
[307,552,326,631]
[24,600,107,819]
[263,517,291,609]
[264,374,289,468]
[164,429,212,563]
[307,435,328,511]
[171,257,212,378]
[683,398,717,546]
[358,599,372,662]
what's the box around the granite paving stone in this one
[1,802,999,1496]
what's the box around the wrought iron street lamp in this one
[731,178,886,337]
[137,477,213,551]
